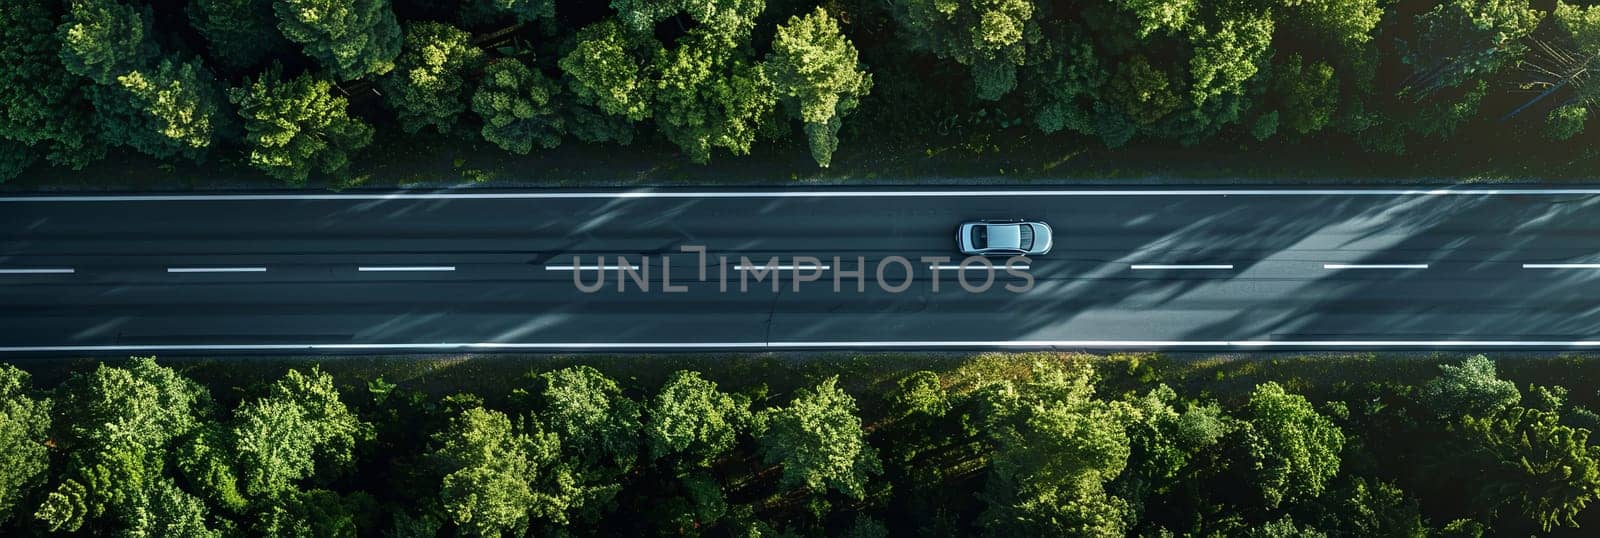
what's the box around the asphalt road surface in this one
[5,187,1600,354]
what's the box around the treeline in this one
[0,355,1598,535]
[3,0,1599,185]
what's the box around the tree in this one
[754,376,880,499]
[463,0,554,26]
[890,0,1045,100]
[1277,0,1382,47]
[978,363,1134,536]
[1460,406,1600,531]
[1400,0,1542,98]
[611,0,765,37]
[472,59,564,154]
[765,8,872,168]
[646,371,750,467]
[273,0,402,81]
[530,366,642,472]
[0,140,33,183]
[1242,382,1345,509]
[431,407,566,534]
[381,22,486,135]
[1312,477,1427,537]
[652,29,776,163]
[0,365,50,525]
[188,0,292,72]
[97,57,230,162]
[57,0,157,86]
[888,370,949,420]
[233,368,371,499]
[560,19,655,144]
[39,357,214,532]
[1,0,103,170]
[1419,355,1521,419]
[229,67,375,184]
[1270,54,1340,136]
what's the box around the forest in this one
[0,352,1598,536]
[4,0,1600,185]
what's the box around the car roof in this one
[986,224,1023,250]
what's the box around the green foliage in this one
[1313,477,1427,537]
[766,8,872,168]
[471,59,564,154]
[890,0,1044,100]
[1277,0,1382,47]
[229,67,375,184]
[100,58,230,162]
[0,366,50,525]
[652,29,777,163]
[1460,406,1600,531]
[432,407,567,534]
[1400,0,1542,98]
[189,0,291,72]
[754,376,880,499]
[1545,104,1588,141]
[611,0,765,37]
[646,371,750,467]
[530,365,641,473]
[978,363,1132,536]
[234,368,372,499]
[1243,382,1345,509]
[463,0,554,26]
[273,0,402,81]
[0,0,103,170]
[0,140,33,183]
[381,22,486,135]
[560,19,655,144]
[57,0,157,86]
[41,357,213,532]
[1271,54,1339,136]
[1420,355,1521,419]
[888,370,949,419]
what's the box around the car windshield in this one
[1018,225,1034,250]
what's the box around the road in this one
[4,187,1600,354]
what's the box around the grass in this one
[9,351,1599,415]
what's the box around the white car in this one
[958,220,1053,256]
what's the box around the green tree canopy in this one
[652,29,777,163]
[560,19,656,144]
[890,0,1044,100]
[57,0,157,86]
[529,366,642,472]
[1460,406,1600,531]
[1420,355,1522,419]
[754,376,881,499]
[646,371,750,467]
[472,59,565,154]
[273,0,402,81]
[97,57,230,162]
[229,67,375,184]
[1242,382,1345,509]
[0,365,50,526]
[188,0,291,72]
[431,407,569,534]
[381,22,486,135]
[765,7,872,168]
[1400,0,1542,98]
[1,0,103,171]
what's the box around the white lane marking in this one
[10,188,1600,202]
[167,267,268,273]
[0,268,75,274]
[357,266,455,272]
[1130,264,1234,270]
[545,265,625,271]
[930,265,1031,270]
[7,340,1600,353]
[1523,263,1600,269]
[1323,264,1429,269]
[735,265,831,270]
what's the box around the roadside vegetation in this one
[6,0,1600,187]
[2,352,1600,535]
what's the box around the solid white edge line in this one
[0,268,75,274]
[734,265,830,270]
[1323,264,1429,269]
[12,188,1600,202]
[7,340,1600,352]
[1523,264,1600,269]
[1130,264,1234,270]
[357,266,455,272]
[166,267,268,273]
